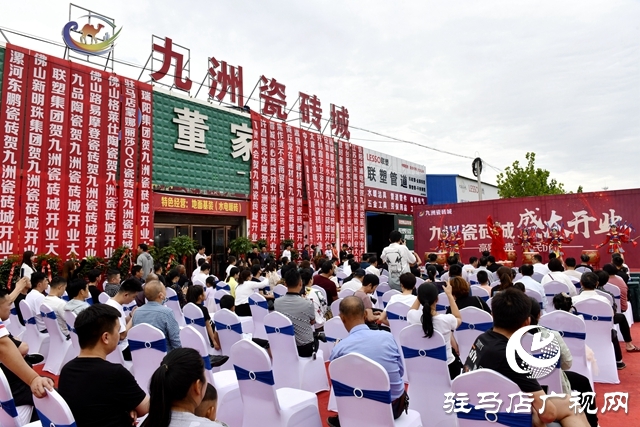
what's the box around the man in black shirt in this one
[59,304,148,427]
[464,288,589,426]
[612,256,630,284]
[486,255,501,273]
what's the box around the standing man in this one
[259,246,270,268]
[301,245,311,261]
[136,244,154,278]
[248,247,260,264]
[282,244,293,263]
[381,230,416,291]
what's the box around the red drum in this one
[582,250,600,266]
[522,252,538,264]
[501,261,514,268]
[506,250,517,263]
[435,252,447,265]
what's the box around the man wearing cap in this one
[340,269,366,292]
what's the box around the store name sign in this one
[153,192,247,216]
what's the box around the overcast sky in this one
[2,0,639,192]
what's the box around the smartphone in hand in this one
[20,267,25,278]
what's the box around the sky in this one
[1,0,639,192]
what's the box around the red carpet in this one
[35,324,640,426]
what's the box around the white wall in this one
[455,175,499,202]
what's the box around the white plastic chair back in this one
[400,326,456,427]
[164,287,186,327]
[180,326,215,384]
[452,369,532,427]
[213,309,244,371]
[183,303,210,348]
[543,281,571,311]
[231,339,322,427]
[436,292,449,314]
[263,311,329,393]
[574,299,619,384]
[249,293,269,340]
[455,307,493,362]
[539,311,593,388]
[603,284,622,313]
[128,323,168,393]
[213,289,230,311]
[63,311,80,361]
[440,272,450,282]
[594,290,614,307]
[532,272,544,283]
[385,302,410,348]
[273,284,288,299]
[98,292,110,304]
[381,289,400,309]
[338,288,355,299]
[330,298,343,317]
[575,266,589,273]
[7,303,25,339]
[489,280,500,288]
[329,353,422,427]
[32,389,75,427]
[0,367,26,426]
[39,303,71,376]
[525,289,544,309]
[513,273,523,281]
[374,283,390,309]
[378,275,388,284]
[414,277,425,288]
[469,285,490,301]
[336,270,348,285]
[520,333,563,394]
[467,274,478,285]
[380,269,389,277]
[324,316,349,346]
[19,300,49,359]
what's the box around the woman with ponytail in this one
[407,281,463,379]
[142,348,226,427]
[491,266,515,296]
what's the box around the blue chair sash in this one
[214,321,243,334]
[576,312,612,322]
[85,297,93,305]
[376,289,385,297]
[558,331,586,340]
[386,311,407,321]
[215,298,221,305]
[479,295,489,302]
[249,299,268,310]
[166,294,179,302]
[0,398,18,418]
[66,324,76,335]
[265,324,295,336]
[62,295,70,302]
[401,345,447,361]
[36,409,77,427]
[129,338,168,353]
[436,304,447,311]
[185,317,206,327]
[459,321,493,331]
[123,305,135,313]
[25,317,36,325]
[9,307,17,316]
[217,284,231,291]
[234,365,275,386]
[40,311,57,320]
[203,355,212,370]
[274,293,282,299]
[456,406,531,427]
[331,379,391,404]
[326,336,338,343]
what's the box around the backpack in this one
[385,249,404,286]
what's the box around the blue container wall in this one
[426,175,458,205]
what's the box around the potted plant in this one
[229,237,254,259]
[168,235,198,266]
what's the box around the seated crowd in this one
[0,236,634,427]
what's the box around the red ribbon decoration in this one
[118,248,130,268]
[166,255,175,271]
[40,259,52,282]
[6,261,18,290]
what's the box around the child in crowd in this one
[194,384,229,426]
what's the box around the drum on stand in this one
[581,249,600,270]
[435,252,447,265]
[506,250,517,263]
[522,252,538,264]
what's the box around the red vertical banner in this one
[103,75,120,258]
[119,78,138,249]
[276,122,286,246]
[324,135,336,247]
[294,130,303,247]
[355,145,365,257]
[138,84,154,247]
[249,116,260,242]
[268,120,278,253]
[284,124,293,245]
[337,140,345,250]
[301,131,314,248]
[0,45,29,257]
[40,56,70,257]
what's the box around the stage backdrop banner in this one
[414,189,640,269]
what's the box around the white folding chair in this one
[594,290,614,307]
[414,277,425,288]
[263,311,329,393]
[329,353,422,427]
[183,303,214,352]
[543,281,571,311]
[378,275,389,284]
[485,297,492,310]
[0,367,31,426]
[385,302,410,348]
[467,274,478,285]
[330,298,343,318]
[98,292,110,304]
[380,269,390,277]
[336,270,348,285]
[63,311,80,362]
[213,289,230,311]
[40,303,73,375]
[216,282,232,292]
[440,272,450,282]
[128,323,168,393]
[489,280,501,288]
[525,289,544,310]
[374,283,390,309]
[249,293,269,340]
[213,309,245,371]
[338,288,355,299]
[532,272,544,283]
[324,316,348,346]
[18,300,49,359]
[400,326,456,427]
[452,369,532,427]
[26,389,75,427]
[603,284,622,314]
[273,284,287,299]
[574,299,619,384]
[164,287,186,327]
[381,290,400,309]
[539,311,593,389]
[575,266,589,273]
[7,304,25,339]
[231,339,322,427]
[469,285,490,302]
[436,292,449,314]
[455,307,493,362]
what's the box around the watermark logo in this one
[506,326,560,379]
[62,14,121,56]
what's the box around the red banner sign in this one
[337,140,365,257]
[414,190,640,269]
[154,192,248,216]
[138,88,154,246]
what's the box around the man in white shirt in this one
[24,272,48,332]
[105,279,142,361]
[195,245,208,264]
[380,273,417,325]
[191,258,206,280]
[541,259,577,296]
[563,257,582,281]
[324,244,333,259]
[341,269,366,292]
[365,256,381,276]
[282,244,292,263]
[516,265,547,309]
[42,276,70,337]
[380,230,416,291]
[193,263,212,286]
[462,256,479,280]
[532,254,551,275]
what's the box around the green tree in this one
[496,152,568,198]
